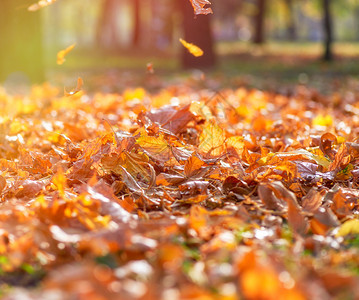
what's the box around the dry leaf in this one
[188,0,213,15]
[198,120,226,157]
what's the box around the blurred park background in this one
[1,0,359,93]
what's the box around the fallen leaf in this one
[198,120,226,157]
[336,219,359,237]
[266,181,308,236]
[136,132,171,162]
[184,155,204,178]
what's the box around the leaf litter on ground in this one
[0,81,358,299]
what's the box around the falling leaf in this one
[64,77,83,97]
[179,39,204,57]
[146,62,154,74]
[57,43,75,65]
[28,0,57,11]
[188,0,213,15]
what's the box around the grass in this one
[45,41,359,93]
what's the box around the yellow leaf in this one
[336,219,359,237]
[190,101,213,120]
[226,136,245,157]
[312,114,333,127]
[52,168,67,198]
[123,87,146,101]
[57,44,75,65]
[179,39,204,57]
[136,132,171,162]
[199,120,226,156]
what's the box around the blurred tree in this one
[284,0,297,40]
[179,0,216,68]
[0,0,45,83]
[132,0,141,46]
[253,0,267,44]
[322,0,333,61]
[96,0,119,49]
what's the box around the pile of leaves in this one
[0,82,359,300]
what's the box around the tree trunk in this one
[96,0,119,49]
[284,0,296,41]
[132,0,141,46]
[322,0,333,61]
[180,0,216,69]
[253,0,266,44]
[354,5,359,41]
[0,0,45,83]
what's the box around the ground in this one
[0,43,359,299]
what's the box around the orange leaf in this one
[64,77,83,97]
[189,205,211,239]
[179,39,204,57]
[184,155,204,177]
[57,43,75,65]
[52,168,67,198]
[146,62,154,74]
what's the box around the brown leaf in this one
[258,183,286,211]
[310,207,339,235]
[15,179,47,198]
[265,181,308,236]
[301,188,325,213]
[328,143,351,172]
[188,0,213,15]
[146,104,195,134]
[320,132,337,160]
